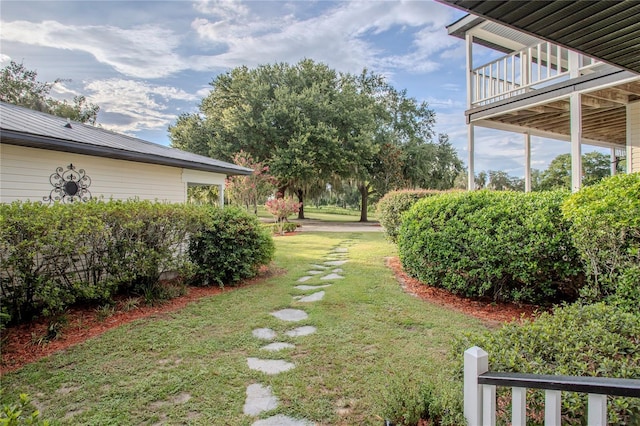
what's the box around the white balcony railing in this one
[464,346,640,426]
[471,42,601,106]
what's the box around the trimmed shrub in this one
[188,206,274,286]
[377,190,445,243]
[99,200,201,291]
[398,190,583,304]
[562,173,640,309]
[0,200,202,325]
[452,303,640,425]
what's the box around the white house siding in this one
[1,144,187,203]
[628,101,640,174]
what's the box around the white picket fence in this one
[464,346,640,426]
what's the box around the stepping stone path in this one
[253,328,277,340]
[243,384,278,416]
[297,291,325,302]
[243,242,352,425]
[295,284,332,291]
[261,342,295,352]
[285,326,317,337]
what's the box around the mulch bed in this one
[1,259,539,374]
[0,266,283,374]
[385,257,541,326]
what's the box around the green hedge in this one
[562,173,640,310]
[188,206,274,287]
[452,303,640,425]
[398,190,583,304]
[0,201,273,326]
[377,190,445,243]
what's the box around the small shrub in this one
[263,222,298,234]
[376,190,444,243]
[31,314,68,345]
[379,375,465,426]
[452,303,640,425]
[94,304,116,322]
[0,392,50,426]
[265,196,302,235]
[562,173,640,307]
[189,206,274,286]
[398,190,583,304]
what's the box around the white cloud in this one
[84,79,199,133]
[0,20,185,78]
[0,54,11,65]
[193,0,250,18]
[190,1,456,76]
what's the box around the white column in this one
[466,33,473,108]
[587,394,607,426]
[524,133,532,192]
[464,346,488,425]
[628,101,640,174]
[570,92,582,192]
[468,124,475,191]
[219,184,225,208]
[610,148,617,176]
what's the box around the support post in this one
[570,92,582,192]
[611,148,617,176]
[512,387,527,426]
[568,50,580,78]
[524,133,532,192]
[219,184,225,208]
[464,346,488,425]
[466,33,473,108]
[468,124,475,191]
[587,394,607,426]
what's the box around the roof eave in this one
[0,130,253,176]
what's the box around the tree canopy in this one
[169,59,462,220]
[0,60,99,124]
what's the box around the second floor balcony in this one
[471,41,602,107]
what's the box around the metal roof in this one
[439,0,640,74]
[0,102,252,176]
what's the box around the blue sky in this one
[0,0,604,176]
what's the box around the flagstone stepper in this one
[271,309,308,322]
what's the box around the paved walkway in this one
[242,239,355,425]
[292,219,382,233]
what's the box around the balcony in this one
[471,41,601,107]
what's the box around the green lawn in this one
[0,232,485,425]
[256,204,377,222]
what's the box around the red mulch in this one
[385,257,542,326]
[1,258,540,374]
[0,266,284,374]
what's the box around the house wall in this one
[628,101,640,173]
[1,144,191,203]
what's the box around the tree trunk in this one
[296,188,305,220]
[358,183,369,222]
[276,186,287,198]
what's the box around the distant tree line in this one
[453,151,618,191]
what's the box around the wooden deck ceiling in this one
[484,80,640,146]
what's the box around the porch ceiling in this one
[478,80,640,146]
[440,0,640,75]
